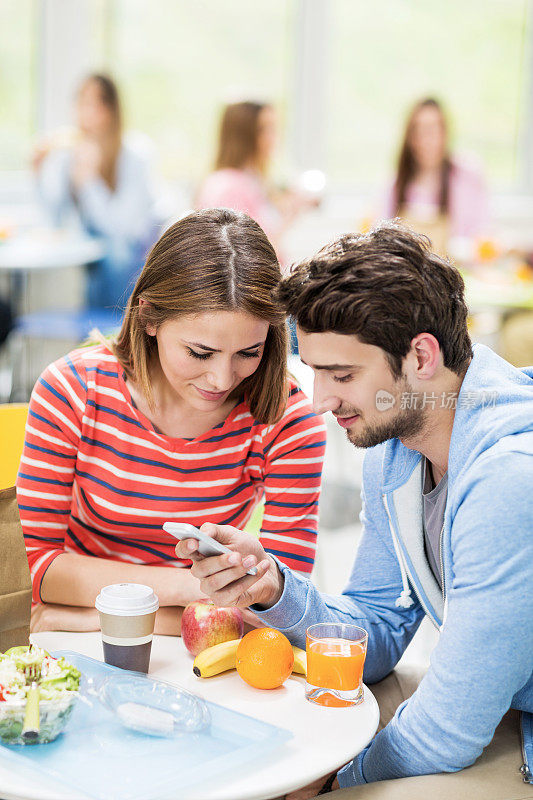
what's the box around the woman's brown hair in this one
[112,208,288,423]
[79,74,122,191]
[393,98,452,216]
[214,101,268,172]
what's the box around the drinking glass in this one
[306,623,368,707]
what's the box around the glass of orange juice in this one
[306,623,368,707]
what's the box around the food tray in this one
[0,651,292,800]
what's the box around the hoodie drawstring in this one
[383,494,415,609]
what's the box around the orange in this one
[236,628,294,690]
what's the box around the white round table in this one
[0,232,104,272]
[0,631,379,800]
[0,229,105,316]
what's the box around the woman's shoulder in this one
[204,168,254,187]
[197,169,258,206]
[249,381,326,462]
[284,380,325,423]
[40,343,120,392]
[450,154,486,185]
[284,378,315,409]
[255,380,326,437]
[121,133,154,165]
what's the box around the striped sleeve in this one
[258,387,326,574]
[16,355,87,603]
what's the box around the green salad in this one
[0,645,81,744]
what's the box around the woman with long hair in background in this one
[34,73,156,309]
[196,100,312,267]
[382,97,489,253]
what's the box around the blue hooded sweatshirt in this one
[253,344,533,786]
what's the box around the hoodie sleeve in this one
[340,447,533,787]
[252,481,425,684]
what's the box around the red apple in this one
[181,599,244,656]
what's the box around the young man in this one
[175,224,533,798]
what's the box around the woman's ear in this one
[139,298,157,337]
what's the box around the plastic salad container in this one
[0,645,80,745]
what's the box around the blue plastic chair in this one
[15,307,123,340]
[9,308,123,401]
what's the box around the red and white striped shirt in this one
[17,345,326,603]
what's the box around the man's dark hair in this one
[276,222,472,377]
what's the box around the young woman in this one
[17,208,326,634]
[196,101,311,268]
[382,98,489,252]
[34,73,156,308]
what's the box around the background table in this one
[0,230,104,315]
[0,230,106,400]
[0,232,104,273]
[463,270,533,312]
[0,632,379,800]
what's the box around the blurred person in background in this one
[33,73,157,310]
[196,100,313,269]
[381,97,489,254]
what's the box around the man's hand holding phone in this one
[173,523,284,610]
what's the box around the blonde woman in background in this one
[196,101,312,268]
[34,74,157,309]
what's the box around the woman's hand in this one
[71,138,101,189]
[174,523,285,610]
[31,140,52,172]
[30,603,100,633]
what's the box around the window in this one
[0,0,36,171]
[327,0,529,190]
[3,0,532,195]
[93,0,294,183]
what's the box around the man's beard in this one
[343,378,426,449]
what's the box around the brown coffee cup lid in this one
[95,583,159,616]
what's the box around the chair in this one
[15,307,122,340]
[10,307,122,401]
[0,403,28,490]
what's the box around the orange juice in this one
[307,638,366,691]
[306,624,368,707]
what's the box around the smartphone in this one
[163,522,258,576]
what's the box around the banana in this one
[192,639,240,678]
[192,639,308,678]
[291,645,307,675]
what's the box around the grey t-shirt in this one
[422,458,448,589]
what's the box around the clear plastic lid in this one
[98,675,211,737]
